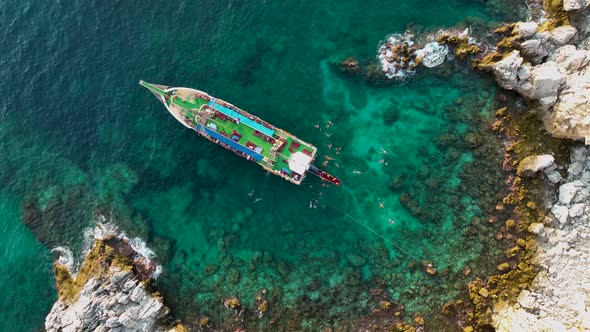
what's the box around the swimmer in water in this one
[254,197,263,203]
[322,160,329,167]
[325,132,332,138]
[314,124,321,131]
[353,170,362,174]
[380,146,388,154]
[328,143,333,150]
[388,218,395,224]
[379,201,384,208]
[248,189,254,197]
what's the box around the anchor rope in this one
[301,184,425,262]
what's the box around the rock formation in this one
[479,3,590,143]
[460,1,590,331]
[45,226,184,332]
[493,146,590,331]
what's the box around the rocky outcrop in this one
[563,0,590,11]
[45,226,183,332]
[480,4,590,143]
[516,154,555,177]
[492,146,590,331]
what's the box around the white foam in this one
[377,32,418,79]
[51,246,75,271]
[81,220,163,280]
[415,42,449,68]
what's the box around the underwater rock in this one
[45,229,182,332]
[516,154,555,177]
[223,296,241,310]
[496,262,510,272]
[345,253,367,267]
[338,56,360,75]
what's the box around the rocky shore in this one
[45,225,184,332]
[494,146,590,331]
[475,1,590,331]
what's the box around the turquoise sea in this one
[0,0,526,330]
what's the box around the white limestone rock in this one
[551,204,570,224]
[515,22,539,38]
[546,170,563,184]
[552,45,589,74]
[569,203,586,217]
[517,289,536,309]
[494,148,590,331]
[529,222,545,235]
[517,154,555,176]
[559,182,579,205]
[545,60,590,143]
[563,0,590,11]
[45,234,174,332]
[490,50,524,90]
[517,61,566,101]
[519,39,550,64]
[548,25,578,46]
[568,161,585,176]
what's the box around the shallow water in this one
[0,0,525,329]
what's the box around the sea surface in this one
[0,0,526,330]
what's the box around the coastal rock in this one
[546,170,563,184]
[493,147,590,331]
[45,228,182,332]
[517,61,566,105]
[515,22,538,38]
[516,154,555,177]
[482,11,590,143]
[519,39,549,63]
[528,223,545,235]
[489,50,524,90]
[559,182,578,205]
[563,0,590,11]
[548,26,577,46]
[551,204,569,224]
[552,45,589,75]
[545,61,590,143]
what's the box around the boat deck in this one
[140,81,317,184]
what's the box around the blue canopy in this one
[208,100,275,138]
[195,125,264,162]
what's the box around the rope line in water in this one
[301,184,425,262]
